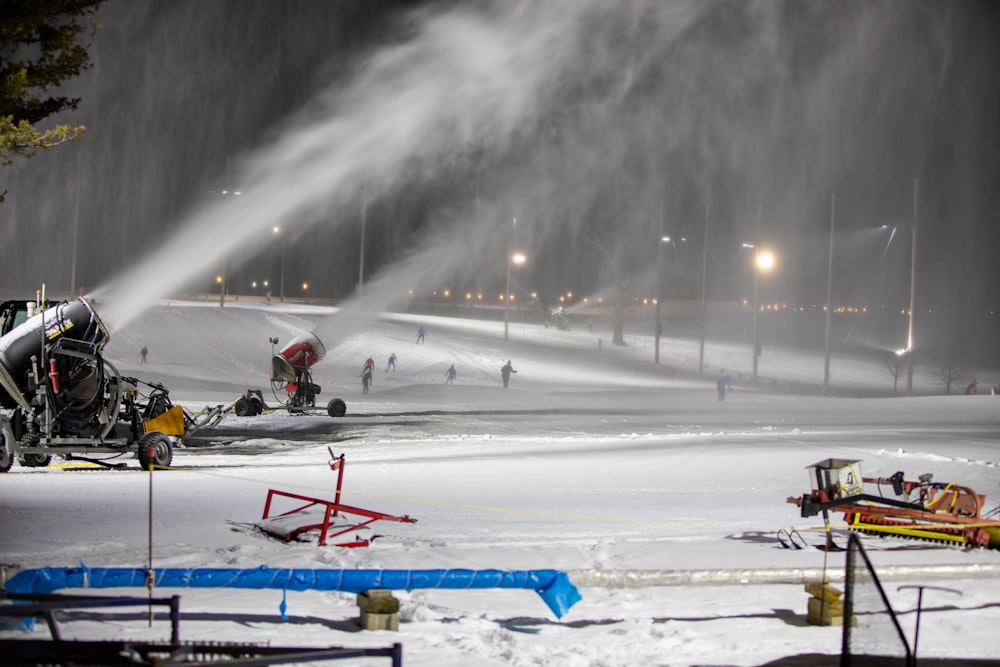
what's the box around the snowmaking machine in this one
[787,458,1000,550]
[228,333,346,418]
[0,297,188,472]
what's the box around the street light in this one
[823,194,836,393]
[881,178,919,396]
[273,226,286,302]
[504,251,526,341]
[743,243,775,386]
[655,236,682,364]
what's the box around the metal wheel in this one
[18,452,51,468]
[138,431,173,470]
[327,398,347,418]
[234,397,252,417]
[0,431,12,473]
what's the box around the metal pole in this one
[504,255,511,341]
[698,199,709,376]
[752,247,760,386]
[655,202,664,365]
[823,193,835,392]
[504,218,516,341]
[906,178,918,396]
[655,240,662,364]
[751,205,761,386]
[279,238,286,302]
[70,151,80,296]
[358,184,366,296]
[219,260,226,308]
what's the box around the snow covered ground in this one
[2,300,999,666]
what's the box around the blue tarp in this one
[6,565,582,619]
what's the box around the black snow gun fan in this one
[268,333,347,418]
[0,297,179,472]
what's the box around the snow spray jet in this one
[92,1,606,333]
[309,200,513,347]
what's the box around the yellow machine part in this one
[144,405,185,436]
[986,526,1000,550]
[850,519,968,545]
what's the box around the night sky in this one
[2,1,998,365]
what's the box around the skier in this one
[500,360,517,388]
[361,367,373,394]
[966,379,977,395]
[445,364,457,384]
[416,326,427,344]
[386,352,397,372]
[363,356,375,373]
[717,372,732,402]
[140,346,148,363]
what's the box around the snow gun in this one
[0,297,185,472]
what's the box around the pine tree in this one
[0,0,104,183]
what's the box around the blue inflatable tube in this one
[6,566,582,619]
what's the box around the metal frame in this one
[260,452,415,546]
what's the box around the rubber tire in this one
[250,396,263,416]
[18,452,52,468]
[138,431,173,470]
[234,397,252,417]
[0,431,12,473]
[327,398,347,418]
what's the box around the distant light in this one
[443,289,451,298]
[263,280,269,287]
[301,282,309,291]
[466,292,472,301]
[273,226,280,234]
[566,291,573,299]
[215,275,223,284]
[757,251,775,271]
[511,252,526,265]
[252,281,257,288]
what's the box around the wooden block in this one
[357,589,400,614]
[359,611,399,631]
[808,595,844,617]
[805,582,842,602]
[807,608,844,626]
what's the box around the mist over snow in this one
[1,1,998,367]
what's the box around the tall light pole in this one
[881,178,919,396]
[655,235,682,364]
[698,199,710,376]
[654,236,667,364]
[906,178,918,396]
[273,226,286,302]
[358,184,367,296]
[215,182,239,307]
[743,243,775,386]
[217,268,226,307]
[823,193,836,393]
[504,251,526,341]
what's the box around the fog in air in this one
[1,1,998,367]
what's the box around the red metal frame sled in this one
[259,452,416,547]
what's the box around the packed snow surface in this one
[2,300,999,666]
